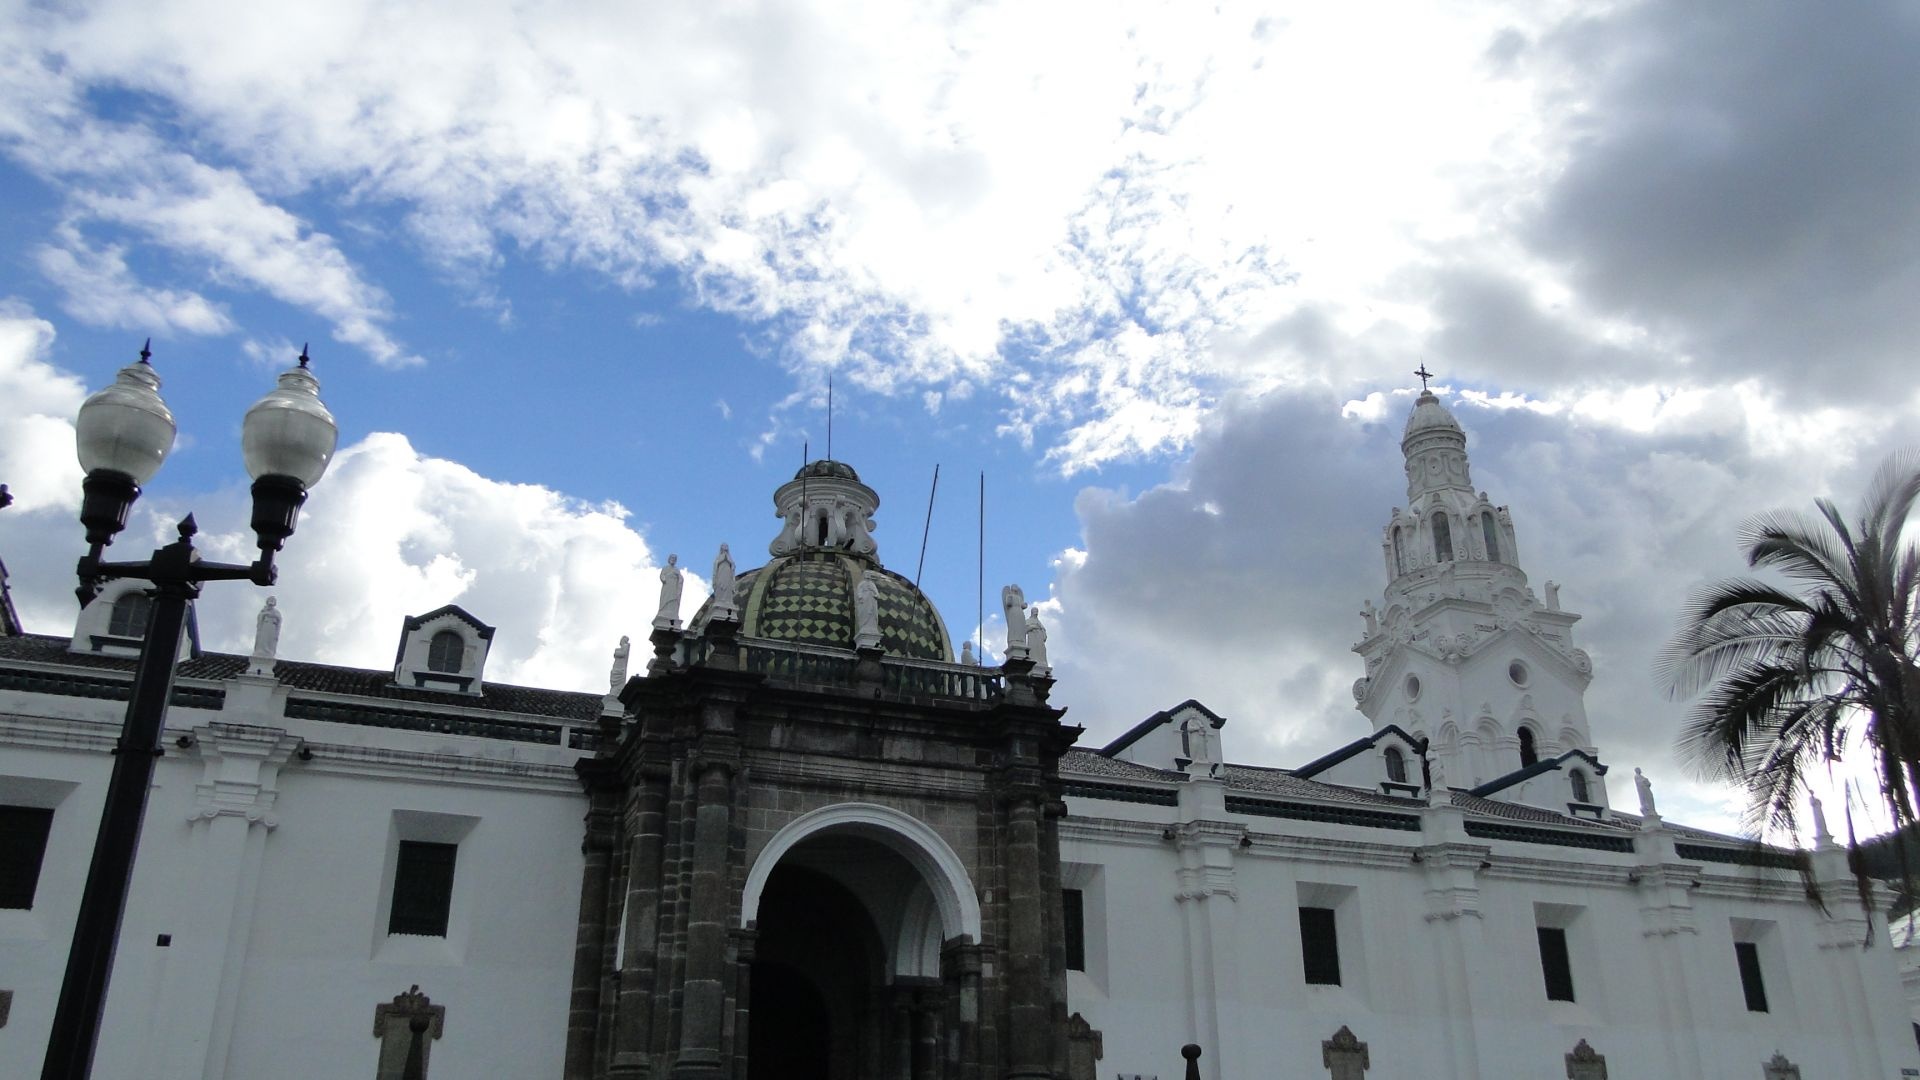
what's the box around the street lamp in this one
[42,342,338,1080]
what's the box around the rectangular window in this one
[0,805,55,909]
[1734,940,1769,1012]
[1062,888,1085,972]
[1537,926,1576,1001]
[1300,906,1342,986]
[388,840,458,936]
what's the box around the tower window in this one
[1299,906,1341,986]
[426,630,463,674]
[1537,926,1575,1001]
[107,591,152,638]
[1433,514,1454,562]
[1518,727,1538,768]
[1392,527,1406,576]
[1062,888,1086,972]
[1481,512,1501,562]
[1734,941,1769,1012]
[1,805,56,909]
[389,840,458,936]
[1383,747,1407,783]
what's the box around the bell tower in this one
[1351,380,1602,796]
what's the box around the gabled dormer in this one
[1470,748,1611,817]
[70,578,198,661]
[393,605,494,694]
[1293,724,1427,798]
[1100,699,1227,776]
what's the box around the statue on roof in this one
[249,596,281,675]
[961,640,975,666]
[1001,584,1028,659]
[712,544,737,617]
[655,555,683,629]
[853,572,881,649]
[1026,606,1050,673]
[1634,767,1656,817]
[609,635,630,694]
[1360,599,1378,637]
[1181,712,1220,778]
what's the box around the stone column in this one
[1004,791,1052,1080]
[943,938,985,1080]
[910,987,942,1080]
[566,762,621,1080]
[611,778,669,1078]
[671,757,735,1079]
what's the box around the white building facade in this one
[0,390,1914,1079]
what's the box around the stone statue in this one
[772,505,802,556]
[961,640,975,666]
[1001,584,1028,658]
[609,636,630,694]
[655,555,683,628]
[249,596,281,674]
[1360,599,1378,636]
[1544,580,1561,611]
[712,544,737,616]
[1181,713,1218,776]
[845,505,877,555]
[1427,753,1448,796]
[1634,767,1656,817]
[1810,793,1832,844]
[853,573,881,648]
[1025,606,1050,672]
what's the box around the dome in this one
[794,459,861,482]
[1402,390,1463,441]
[692,550,954,661]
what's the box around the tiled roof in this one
[0,633,602,720]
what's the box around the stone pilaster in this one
[1418,797,1492,1080]
[670,755,736,1079]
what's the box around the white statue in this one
[712,544,737,616]
[1427,753,1448,795]
[1025,606,1050,672]
[1360,599,1378,637]
[1634,767,1656,817]
[249,596,281,674]
[1001,584,1028,658]
[1544,580,1561,611]
[853,573,881,648]
[1810,793,1832,844]
[1181,713,1219,777]
[655,555,683,628]
[961,640,975,666]
[608,636,630,694]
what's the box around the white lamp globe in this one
[75,351,177,485]
[241,351,338,488]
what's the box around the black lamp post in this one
[41,342,339,1080]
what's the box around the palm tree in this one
[1660,455,1920,847]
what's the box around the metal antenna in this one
[801,441,810,548]
[914,464,940,586]
[976,471,984,661]
[826,374,833,461]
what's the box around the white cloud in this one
[35,227,235,336]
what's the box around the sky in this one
[3,0,1919,839]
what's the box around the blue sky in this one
[5,0,1920,837]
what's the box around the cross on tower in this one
[1414,364,1434,392]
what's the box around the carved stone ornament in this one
[1565,1039,1607,1080]
[1761,1052,1801,1080]
[1352,677,1371,702]
[1321,1025,1370,1079]
[373,984,445,1080]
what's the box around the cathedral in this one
[0,384,1914,1079]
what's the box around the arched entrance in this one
[742,805,981,1080]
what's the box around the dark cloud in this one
[1528,1,1920,395]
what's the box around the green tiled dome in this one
[705,551,952,661]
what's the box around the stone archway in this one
[741,804,983,1080]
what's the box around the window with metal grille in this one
[1,805,55,909]
[1482,512,1501,562]
[1062,888,1085,972]
[1433,514,1454,562]
[108,592,152,637]
[1537,926,1575,1001]
[1299,906,1341,986]
[1384,747,1407,784]
[426,631,463,674]
[1734,941,1769,1012]
[1569,768,1590,803]
[388,841,458,936]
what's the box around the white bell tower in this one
[1351,379,1601,796]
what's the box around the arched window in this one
[427,630,464,673]
[1392,527,1407,576]
[1518,726,1538,768]
[1383,746,1407,784]
[108,592,152,638]
[1433,515,1454,562]
[1481,512,1500,562]
[1569,768,1590,803]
